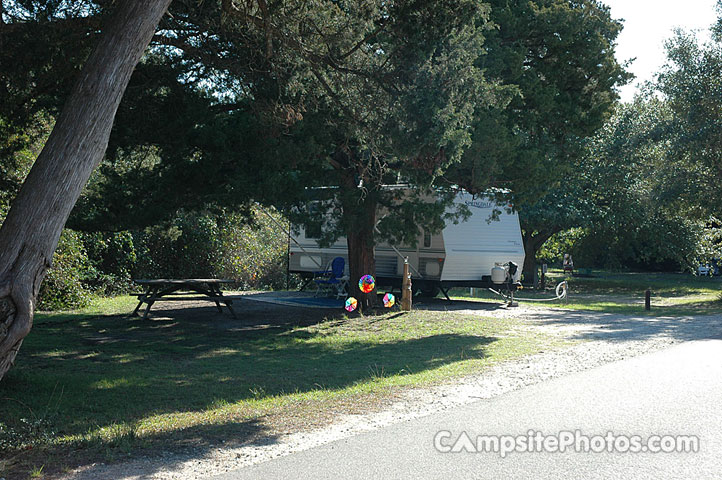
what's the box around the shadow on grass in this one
[2,418,274,480]
[0,298,497,477]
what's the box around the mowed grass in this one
[0,295,558,477]
[451,270,722,315]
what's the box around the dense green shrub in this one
[215,207,290,290]
[31,208,292,310]
[38,230,94,310]
[696,217,722,264]
[131,207,291,290]
[537,228,586,267]
[133,211,221,279]
[578,215,700,271]
[81,231,137,294]
[540,216,703,272]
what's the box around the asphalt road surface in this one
[216,339,722,480]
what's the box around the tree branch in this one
[310,67,364,125]
[151,34,239,71]
[335,23,386,61]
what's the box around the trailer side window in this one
[300,255,323,269]
[423,231,432,248]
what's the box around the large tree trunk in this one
[522,234,539,288]
[346,211,377,310]
[337,163,379,311]
[521,231,554,288]
[0,0,172,381]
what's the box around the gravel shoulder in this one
[60,301,722,480]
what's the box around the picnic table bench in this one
[133,278,236,319]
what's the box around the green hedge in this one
[36,207,292,310]
[38,230,94,310]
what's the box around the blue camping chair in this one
[313,257,347,298]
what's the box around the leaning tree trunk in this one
[0,0,172,381]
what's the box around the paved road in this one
[216,339,722,480]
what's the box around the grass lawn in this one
[3,270,716,477]
[0,295,560,478]
[451,270,722,316]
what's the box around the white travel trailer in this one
[289,191,526,296]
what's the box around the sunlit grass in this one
[450,270,722,316]
[35,295,139,321]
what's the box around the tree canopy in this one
[656,5,722,216]
[2,0,635,294]
[439,0,631,282]
[447,0,631,199]
[42,0,507,303]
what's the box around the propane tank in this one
[491,263,507,284]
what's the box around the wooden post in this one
[401,257,412,311]
[645,289,651,311]
[286,225,291,291]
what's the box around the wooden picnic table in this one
[133,278,236,319]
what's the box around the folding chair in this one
[313,257,348,298]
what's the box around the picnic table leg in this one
[142,286,158,319]
[143,299,155,319]
[191,283,224,314]
[212,285,235,317]
[133,290,147,316]
[147,284,184,318]
[223,294,237,318]
[211,285,223,313]
[141,286,168,319]
[134,286,154,316]
[210,284,237,319]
